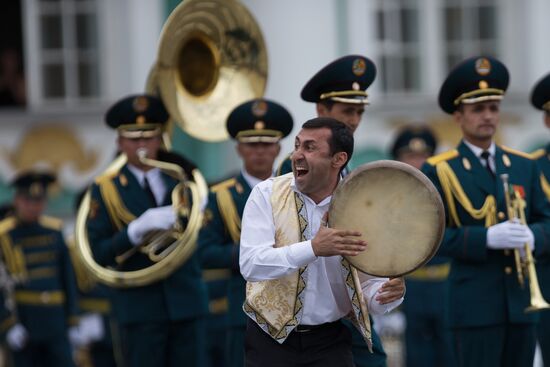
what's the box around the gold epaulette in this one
[0,216,17,235]
[531,148,546,160]
[426,150,459,166]
[39,215,63,231]
[211,178,236,193]
[501,145,533,160]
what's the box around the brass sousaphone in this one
[75,0,267,287]
[329,161,445,277]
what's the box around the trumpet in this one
[501,174,550,313]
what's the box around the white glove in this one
[69,325,89,347]
[127,205,176,245]
[79,313,104,342]
[6,323,28,351]
[487,219,535,251]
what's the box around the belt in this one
[406,263,450,281]
[294,321,340,333]
[14,290,65,305]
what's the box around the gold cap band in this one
[453,88,504,106]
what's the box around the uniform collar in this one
[462,139,496,158]
[127,164,161,186]
[241,168,270,190]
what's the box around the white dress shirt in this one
[463,140,496,172]
[240,177,403,325]
[127,165,166,205]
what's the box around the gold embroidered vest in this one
[243,173,372,349]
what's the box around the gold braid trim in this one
[97,178,135,230]
[531,148,545,160]
[215,188,241,244]
[541,174,550,201]
[435,161,496,227]
[67,238,96,292]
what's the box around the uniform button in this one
[504,249,510,256]
[40,292,51,304]
[504,266,512,275]
[497,212,506,220]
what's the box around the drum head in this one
[328,160,445,277]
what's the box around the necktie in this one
[480,151,494,178]
[143,176,157,206]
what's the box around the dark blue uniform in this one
[199,174,251,367]
[0,215,79,367]
[532,145,550,366]
[422,142,550,366]
[86,162,209,367]
[69,242,118,367]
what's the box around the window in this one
[26,0,100,106]
[0,1,26,107]
[374,0,421,93]
[443,0,498,72]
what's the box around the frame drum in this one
[328,160,445,277]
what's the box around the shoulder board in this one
[211,178,237,193]
[38,215,63,231]
[531,148,546,159]
[0,216,17,235]
[426,150,459,166]
[501,146,533,160]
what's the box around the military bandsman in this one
[530,72,550,367]
[85,94,209,367]
[198,98,293,367]
[422,56,550,366]
[0,171,79,367]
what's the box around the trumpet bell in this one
[156,0,268,142]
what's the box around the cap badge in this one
[251,100,268,117]
[30,182,43,197]
[479,80,489,89]
[136,115,146,125]
[475,58,491,76]
[409,138,427,152]
[254,121,265,130]
[352,58,366,76]
[133,96,149,113]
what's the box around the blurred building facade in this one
[0,0,549,220]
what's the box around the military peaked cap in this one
[531,72,550,111]
[301,55,376,105]
[439,56,509,114]
[105,94,169,138]
[390,125,437,159]
[12,171,56,199]
[226,98,293,143]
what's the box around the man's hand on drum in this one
[311,213,367,257]
[375,277,406,304]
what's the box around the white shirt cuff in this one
[286,240,317,268]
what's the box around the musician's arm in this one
[357,273,404,315]
[239,183,316,282]
[86,184,134,267]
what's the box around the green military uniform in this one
[530,72,550,367]
[391,126,455,367]
[422,56,550,367]
[85,94,208,367]
[0,172,79,367]
[198,98,293,367]
[69,238,118,367]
